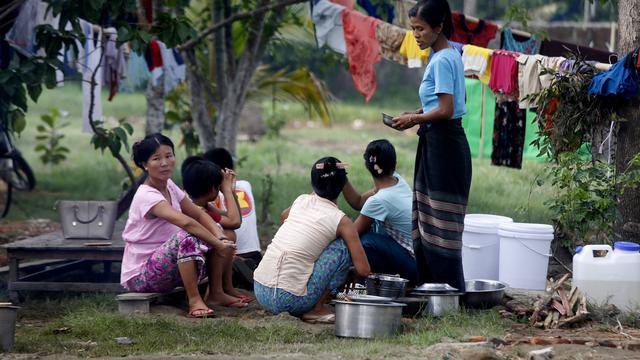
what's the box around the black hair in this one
[181,156,223,199]
[311,157,348,200]
[132,133,175,169]
[408,0,454,39]
[363,139,396,178]
[203,147,234,170]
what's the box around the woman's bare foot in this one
[205,293,248,308]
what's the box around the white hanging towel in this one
[79,19,103,133]
[312,0,347,55]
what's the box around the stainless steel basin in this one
[463,279,507,309]
[334,300,405,338]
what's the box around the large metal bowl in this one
[463,279,507,309]
[334,300,405,338]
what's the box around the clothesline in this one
[399,0,612,70]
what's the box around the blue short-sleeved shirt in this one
[360,173,414,256]
[418,47,466,122]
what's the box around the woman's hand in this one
[392,113,418,130]
[213,238,236,258]
[221,168,236,192]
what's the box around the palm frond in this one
[251,65,333,126]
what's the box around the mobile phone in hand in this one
[382,113,401,130]
[382,113,394,127]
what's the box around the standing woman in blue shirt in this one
[392,0,471,292]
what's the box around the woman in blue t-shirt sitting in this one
[343,140,417,283]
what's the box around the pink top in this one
[120,179,185,284]
[488,50,519,97]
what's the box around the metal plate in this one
[413,283,458,293]
[347,294,394,303]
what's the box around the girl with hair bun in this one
[391,0,471,291]
[253,157,370,324]
[343,140,417,283]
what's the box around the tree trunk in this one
[185,49,217,151]
[144,76,165,135]
[614,0,640,240]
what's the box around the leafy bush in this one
[35,108,69,165]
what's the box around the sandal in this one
[187,308,215,318]
[301,313,335,324]
[238,295,255,303]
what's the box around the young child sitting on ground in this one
[181,156,249,307]
[253,157,371,324]
[203,148,262,288]
[342,139,417,283]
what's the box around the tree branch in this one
[178,0,306,50]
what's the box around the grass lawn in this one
[1,86,552,357]
[12,293,509,357]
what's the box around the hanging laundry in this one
[393,0,410,29]
[516,54,564,109]
[540,39,616,64]
[501,28,540,55]
[376,21,406,65]
[588,55,639,99]
[78,19,103,133]
[4,0,39,54]
[450,12,498,47]
[399,31,429,68]
[141,0,153,24]
[312,0,347,55]
[357,0,394,23]
[159,41,185,93]
[120,51,150,93]
[342,8,381,102]
[462,44,492,84]
[488,50,519,101]
[102,28,128,101]
[330,0,354,8]
[492,101,526,169]
[146,40,164,86]
[172,49,186,81]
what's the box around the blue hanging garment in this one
[357,0,394,23]
[120,52,150,92]
[588,55,639,99]
[501,28,540,55]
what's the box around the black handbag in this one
[57,200,117,239]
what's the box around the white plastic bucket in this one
[462,214,513,281]
[498,223,554,290]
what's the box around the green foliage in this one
[527,56,638,249]
[35,108,69,165]
[90,119,134,159]
[541,151,640,248]
[164,85,201,156]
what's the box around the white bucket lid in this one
[498,222,554,240]
[464,214,514,234]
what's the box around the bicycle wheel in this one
[9,152,36,191]
[0,177,12,218]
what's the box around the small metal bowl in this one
[463,279,507,309]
